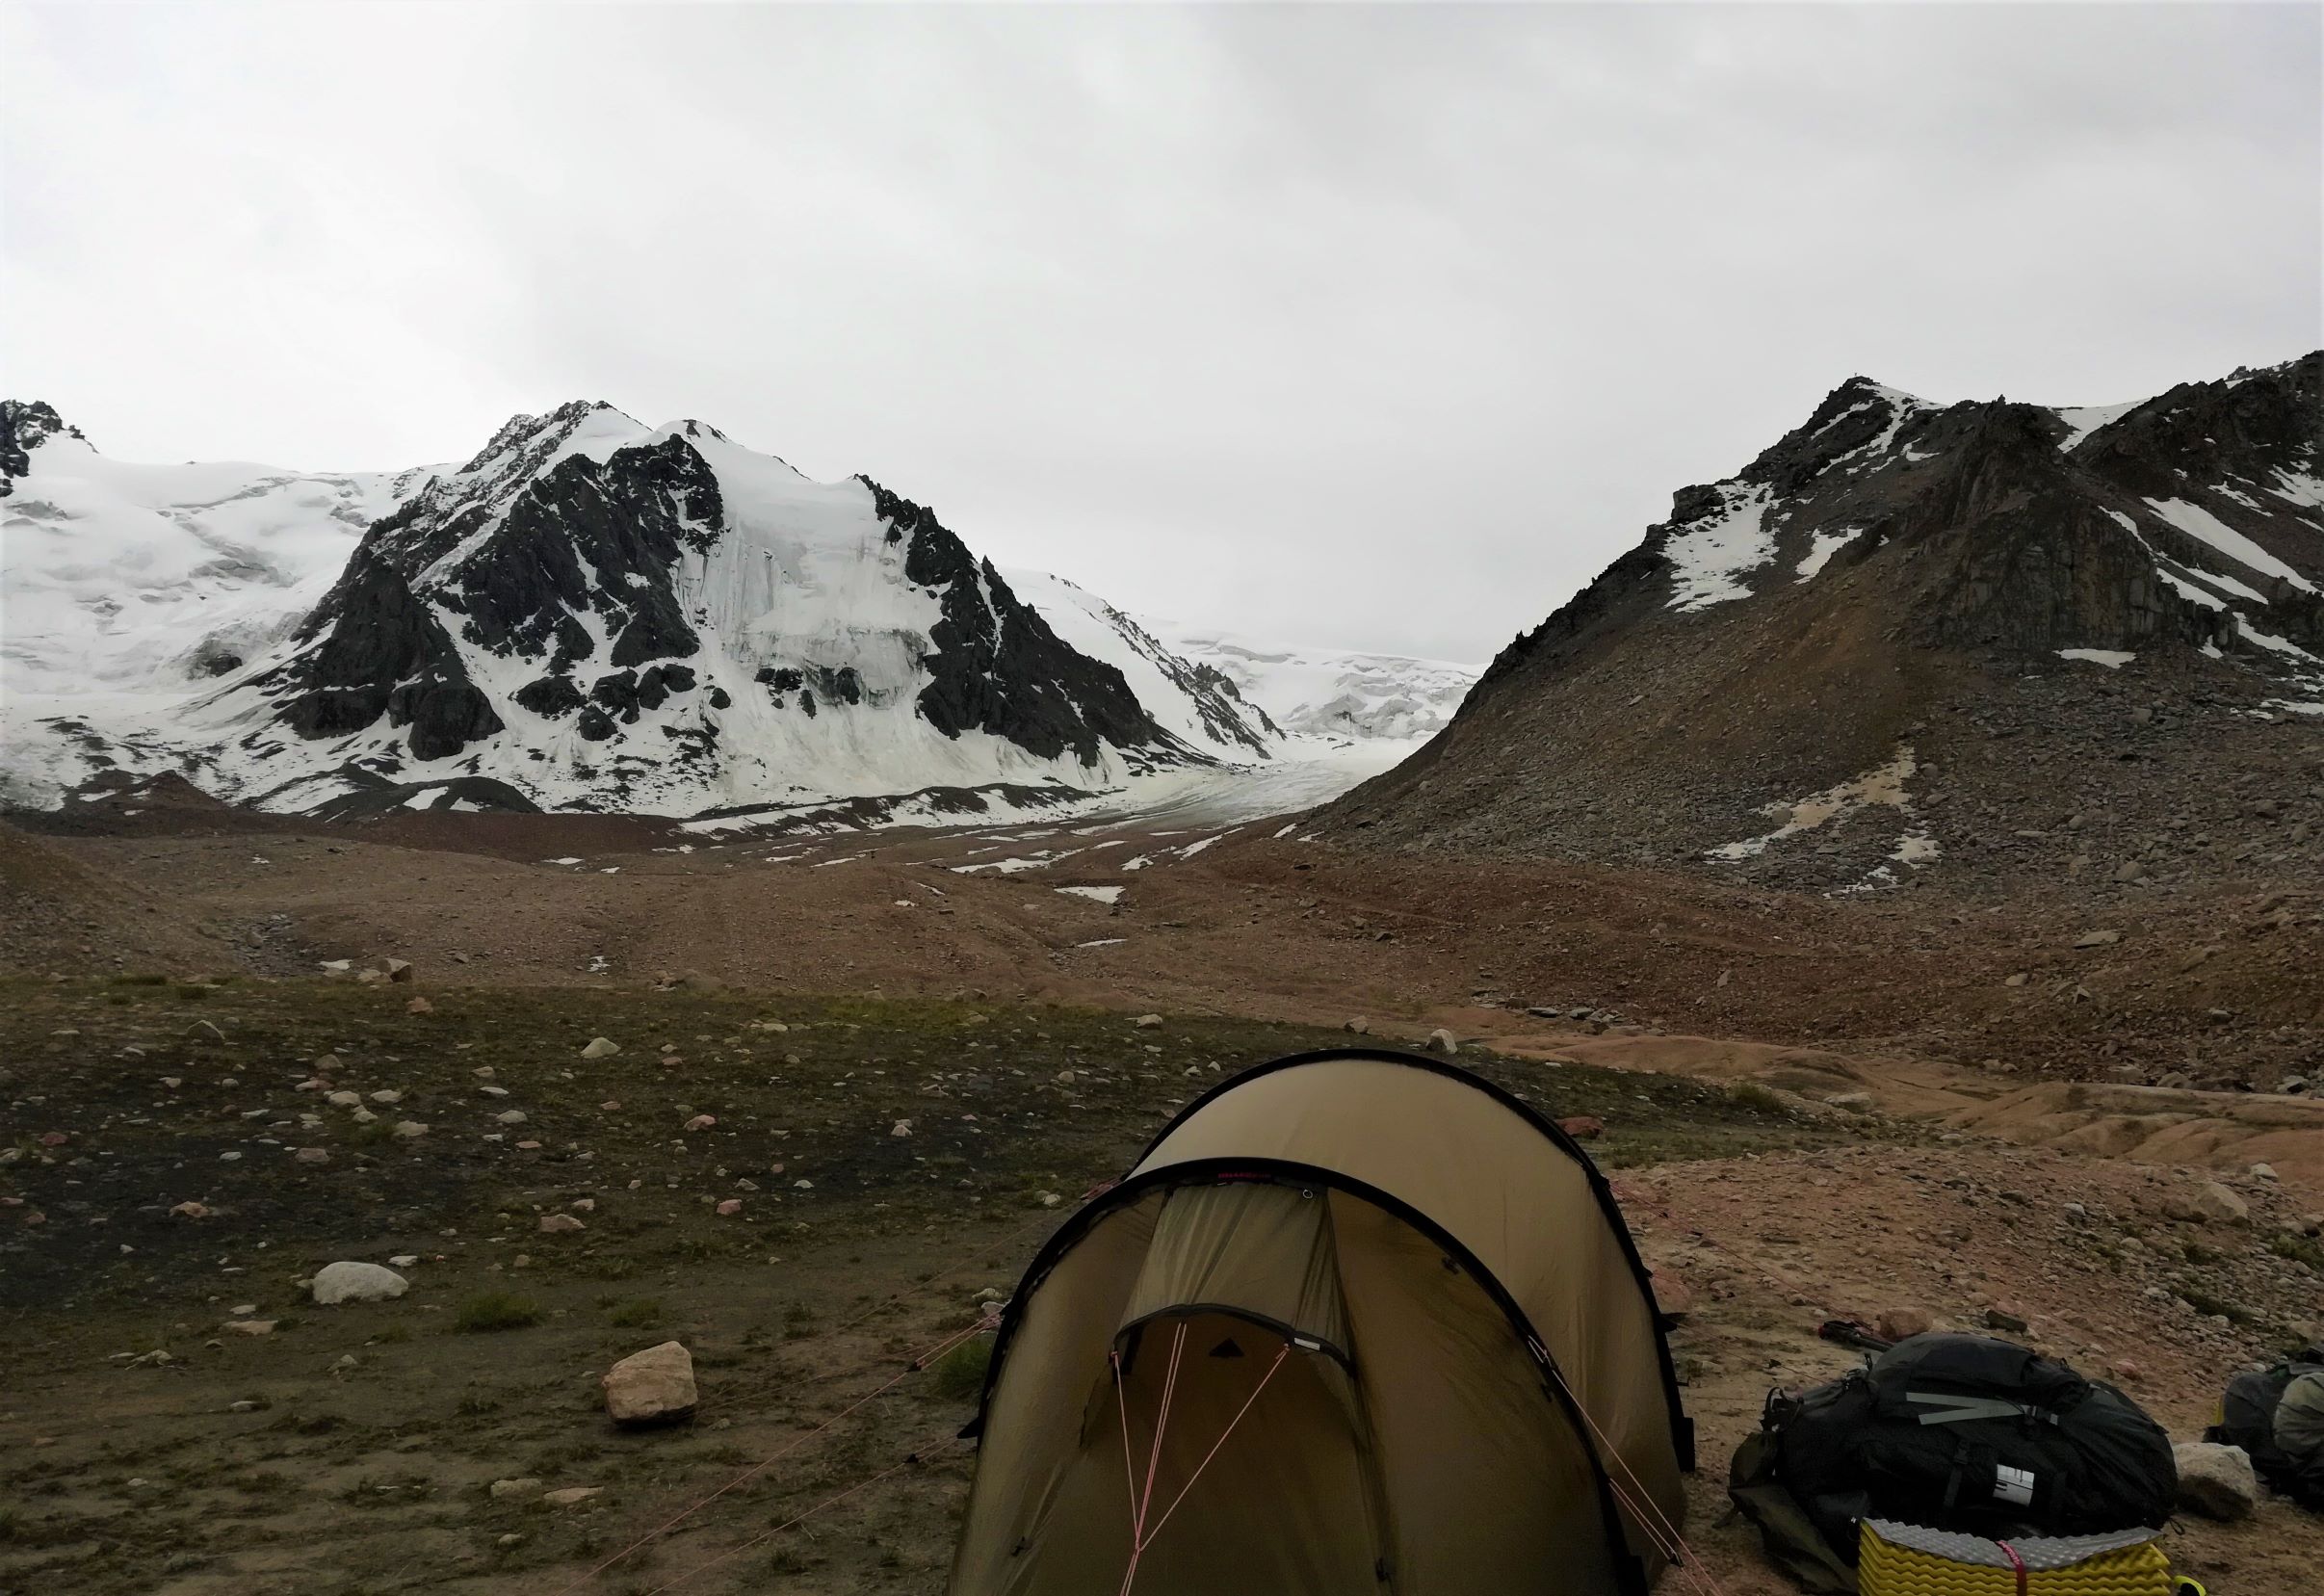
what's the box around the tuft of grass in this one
[606,1296,663,1329]
[2177,1285,2255,1325]
[453,1292,542,1333]
[2267,1233,2324,1270]
[927,1335,993,1401]
[1728,1081,1789,1114]
[111,972,170,986]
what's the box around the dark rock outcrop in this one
[2,401,86,496]
[864,476,1173,764]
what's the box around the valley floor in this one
[2,799,2319,1594]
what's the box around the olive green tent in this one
[950,1048,1692,1595]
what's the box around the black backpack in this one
[1731,1333,2178,1592]
[2206,1345,2324,1510]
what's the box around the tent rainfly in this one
[949,1048,1693,1596]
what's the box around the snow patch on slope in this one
[1705,747,1930,879]
[2051,399,2142,452]
[1664,484,1777,611]
[2144,497,2316,594]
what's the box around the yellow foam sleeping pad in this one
[1858,1520,2180,1596]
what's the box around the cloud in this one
[5,1,2316,660]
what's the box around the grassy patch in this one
[1728,1081,1790,1114]
[2267,1233,2324,1270]
[927,1335,993,1401]
[2177,1285,2255,1325]
[605,1296,663,1328]
[454,1292,543,1333]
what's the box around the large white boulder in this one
[602,1341,696,1426]
[311,1261,409,1306]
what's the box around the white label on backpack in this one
[1994,1465,2036,1506]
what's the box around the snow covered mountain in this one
[995,570,1282,757]
[1,400,437,707]
[1321,353,2323,894]
[1136,620,1478,744]
[0,401,1333,818]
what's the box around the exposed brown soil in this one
[4,799,2319,1593]
[12,799,2313,1095]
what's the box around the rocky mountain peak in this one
[2,400,91,496]
[1321,352,2323,895]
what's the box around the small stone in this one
[683,1114,716,1132]
[537,1214,586,1235]
[1558,1115,1605,1140]
[1038,1190,1062,1208]
[580,1037,620,1060]
[326,1090,361,1108]
[222,1319,276,1336]
[1648,1269,1694,1319]
[1425,1029,1458,1056]
[890,1119,913,1138]
[716,1198,743,1216]
[1055,1070,1076,1086]
[1982,1308,2029,1335]
[405,996,433,1014]
[603,1341,696,1426]
[2172,1442,2259,1521]
[2073,929,2122,950]
[541,1486,603,1507]
[489,1478,543,1502]
[388,1254,420,1268]
[293,1147,330,1166]
[1345,1017,1369,1034]
[1874,1308,1933,1344]
[385,958,413,982]
[1133,1014,1163,1029]
[393,1121,429,1138]
[170,1201,211,1219]
[369,1090,402,1105]
[2164,1182,2250,1225]
[496,1110,529,1125]
[2251,1164,2278,1182]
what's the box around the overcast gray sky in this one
[6,3,2318,662]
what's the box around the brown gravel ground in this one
[4,803,2320,1593]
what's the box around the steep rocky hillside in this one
[1321,354,2323,896]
